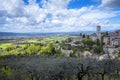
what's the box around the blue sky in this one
[68,0,101,9]
[0,0,120,32]
[24,0,101,8]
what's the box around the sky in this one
[0,0,120,33]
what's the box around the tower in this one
[97,26,101,40]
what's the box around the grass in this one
[43,36,68,42]
[21,39,39,43]
[0,43,12,50]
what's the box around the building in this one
[97,26,101,40]
[111,38,120,46]
[103,36,110,45]
[90,33,98,41]
[110,30,120,46]
[91,26,101,41]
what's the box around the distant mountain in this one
[0,32,31,36]
[0,31,95,36]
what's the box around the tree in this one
[100,35,105,54]
[5,45,16,51]
[84,48,90,51]
[82,34,86,38]
[92,45,101,54]
[67,37,72,43]
[40,42,55,56]
[0,56,120,80]
[81,38,94,49]
[118,49,120,57]
[107,37,110,45]
[26,44,41,55]
[93,39,100,45]
[105,31,109,36]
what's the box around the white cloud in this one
[0,0,120,32]
[81,9,116,20]
[42,0,71,10]
[0,0,25,17]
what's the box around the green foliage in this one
[118,49,120,57]
[107,37,110,45]
[84,48,90,51]
[81,38,94,46]
[74,41,81,44]
[81,38,94,51]
[100,34,105,54]
[55,41,59,43]
[67,37,72,42]
[0,56,119,80]
[93,39,100,45]
[61,44,71,50]
[92,45,101,54]
[40,47,48,56]
[26,44,41,55]
[0,66,13,77]
[40,43,55,56]
[5,45,16,51]
[21,44,28,50]
[0,43,12,50]
[72,47,78,53]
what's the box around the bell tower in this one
[97,26,101,40]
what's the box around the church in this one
[90,26,101,41]
[90,26,120,47]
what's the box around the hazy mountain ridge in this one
[0,31,95,36]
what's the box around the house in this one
[103,36,110,45]
[103,45,115,54]
[111,38,120,46]
[61,48,73,57]
[109,30,120,46]
[90,33,98,41]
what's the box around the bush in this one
[61,44,71,50]
[84,48,90,51]
[92,45,101,54]
[26,44,41,55]
[5,45,16,51]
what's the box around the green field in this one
[0,43,12,50]
[0,36,70,56]
[23,39,39,43]
[42,36,68,42]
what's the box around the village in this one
[61,26,120,60]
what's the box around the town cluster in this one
[61,26,120,59]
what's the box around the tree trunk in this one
[101,74,105,80]
[87,73,91,80]
[77,72,82,80]
[77,72,86,80]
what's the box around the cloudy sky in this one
[0,0,120,33]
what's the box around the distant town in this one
[60,26,120,60]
